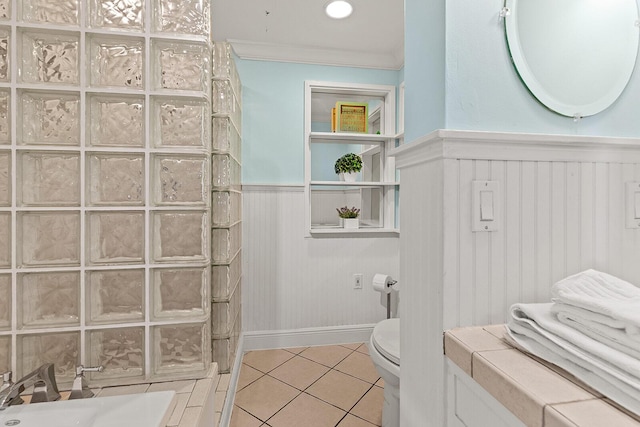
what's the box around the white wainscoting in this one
[442,157,640,329]
[391,130,640,427]
[242,185,400,335]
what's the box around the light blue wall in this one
[404,0,446,142]
[236,59,401,184]
[444,0,640,136]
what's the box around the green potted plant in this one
[336,206,360,229]
[334,153,362,182]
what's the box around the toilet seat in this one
[372,318,400,365]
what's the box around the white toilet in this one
[369,317,400,427]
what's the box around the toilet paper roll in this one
[373,273,394,294]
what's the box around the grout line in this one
[295,347,357,369]
[261,388,303,425]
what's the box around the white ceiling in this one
[212,0,405,70]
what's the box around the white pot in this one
[340,172,357,182]
[343,218,359,229]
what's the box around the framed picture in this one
[335,102,368,133]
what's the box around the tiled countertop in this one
[444,325,640,427]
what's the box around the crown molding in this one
[227,39,404,70]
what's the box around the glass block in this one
[153,0,210,36]
[90,0,144,30]
[153,155,208,205]
[230,95,242,136]
[0,213,9,268]
[0,274,10,330]
[211,153,240,190]
[152,267,208,320]
[89,35,144,88]
[0,0,9,20]
[212,251,241,302]
[0,151,9,205]
[153,323,208,376]
[211,221,241,264]
[0,90,9,144]
[212,190,241,227]
[22,0,79,25]
[212,80,236,115]
[152,40,210,92]
[212,316,239,374]
[88,153,144,205]
[212,284,240,339]
[87,269,144,324]
[19,151,80,206]
[18,212,80,267]
[0,335,9,373]
[212,42,232,80]
[18,271,79,328]
[19,332,79,382]
[87,211,144,264]
[88,327,144,380]
[88,94,144,147]
[20,30,79,85]
[152,211,208,262]
[19,90,80,145]
[0,27,8,82]
[152,96,209,148]
[212,117,241,161]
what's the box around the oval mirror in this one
[504,0,640,117]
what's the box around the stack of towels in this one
[506,269,640,416]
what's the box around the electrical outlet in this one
[354,273,363,289]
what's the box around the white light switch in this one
[480,191,494,221]
[625,182,640,228]
[472,181,500,232]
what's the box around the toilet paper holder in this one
[385,279,397,319]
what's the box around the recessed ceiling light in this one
[325,0,353,19]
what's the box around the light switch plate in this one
[472,180,501,232]
[625,181,640,229]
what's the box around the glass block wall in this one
[0,0,215,386]
[211,42,242,373]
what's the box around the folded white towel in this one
[507,303,640,415]
[509,303,640,383]
[551,269,640,335]
[551,303,640,360]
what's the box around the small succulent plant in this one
[334,153,363,174]
[336,206,360,219]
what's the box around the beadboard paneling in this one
[242,186,399,332]
[442,159,640,330]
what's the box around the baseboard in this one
[242,323,376,351]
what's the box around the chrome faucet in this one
[69,365,103,400]
[0,364,61,409]
[0,372,12,394]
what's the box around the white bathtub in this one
[0,390,176,427]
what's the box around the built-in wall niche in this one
[304,81,399,236]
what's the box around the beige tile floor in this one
[230,343,384,427]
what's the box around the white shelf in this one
[309,228,400,236]
[309,132,392,144]
[310,181,399,186]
